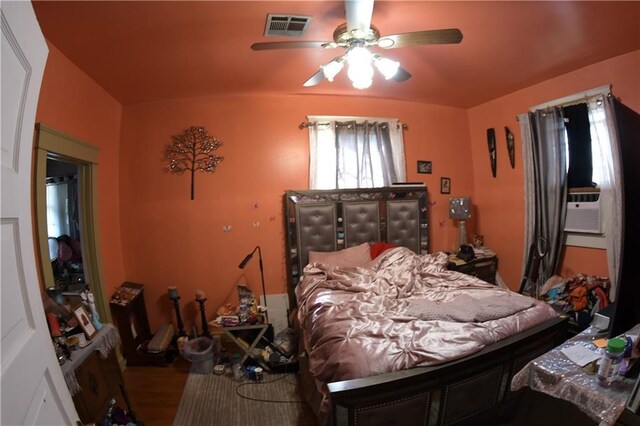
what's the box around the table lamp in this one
[449,197,471,248]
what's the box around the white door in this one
[1,2,79,424]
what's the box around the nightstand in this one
[448,255,498,284]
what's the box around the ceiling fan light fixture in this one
[373,55,399,80]
[347,44,373,89]
[321,58,345,82]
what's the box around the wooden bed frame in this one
[284,187,568,426]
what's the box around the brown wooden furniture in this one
[72,348,127,424]
[61,324,132,424]
[110,282,152,366]
[448,255,498,284]
[327,317,567,426]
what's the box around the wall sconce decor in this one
[163,126,223,200]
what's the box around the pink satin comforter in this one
[296,247,558,384]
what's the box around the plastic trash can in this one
[183,337,214,374]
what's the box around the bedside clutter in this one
[447,245,498,284]
[511,324,640,426]
[539,273,611,335]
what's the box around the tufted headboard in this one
[284,186,429,306]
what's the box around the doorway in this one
[34,124,111,323]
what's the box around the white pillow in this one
[308,243,372,268]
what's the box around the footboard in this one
[327,316,568,426]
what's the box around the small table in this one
[224,324,271,371]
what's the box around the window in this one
[46,181,71,238]
[307,115,406,189]
[526,86,618,252]
[563,102,608,189]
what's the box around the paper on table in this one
[561,343,601,367]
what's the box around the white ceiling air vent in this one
[264,14,312,37]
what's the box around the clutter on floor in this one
[541,273,611,332]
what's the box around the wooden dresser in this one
[61,324,130,424]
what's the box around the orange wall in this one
[467,50,640,290]
[557,246,609,279]
[37,39,638,332]
[119,96,474,331]
[35,42,126,298]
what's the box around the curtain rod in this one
[299,121,408,130]
[529,84,611,112]
[516,85,612,121]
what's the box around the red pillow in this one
[370,242,397,260]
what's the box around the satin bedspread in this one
[296,247,558,384]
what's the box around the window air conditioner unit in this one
[564,190,602,234]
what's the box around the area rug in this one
[173,372,316,426]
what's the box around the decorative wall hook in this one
[163,126,224,200]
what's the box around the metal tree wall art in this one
[163,126,223,200]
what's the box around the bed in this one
[284,187,568,426]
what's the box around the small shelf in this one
[110,282,152,366]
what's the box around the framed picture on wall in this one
[73,305,97,340]
[440,177,451,194]
[417,160,432,174]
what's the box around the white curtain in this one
[588,95,623,300]
[308,115,406,189]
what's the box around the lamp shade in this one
[449,197,471,220]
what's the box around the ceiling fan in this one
[251,0,463,89]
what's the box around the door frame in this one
[34,124,111,322]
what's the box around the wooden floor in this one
[123,357,191,426]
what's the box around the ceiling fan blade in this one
[251,41,328,51]
[303,69,325,87]
[345,0,374,35]
[392,66,411,83]
[378,28,463,49]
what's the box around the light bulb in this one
[373,56,399,80]
[320,58,344,82]
[347,45,373,90]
